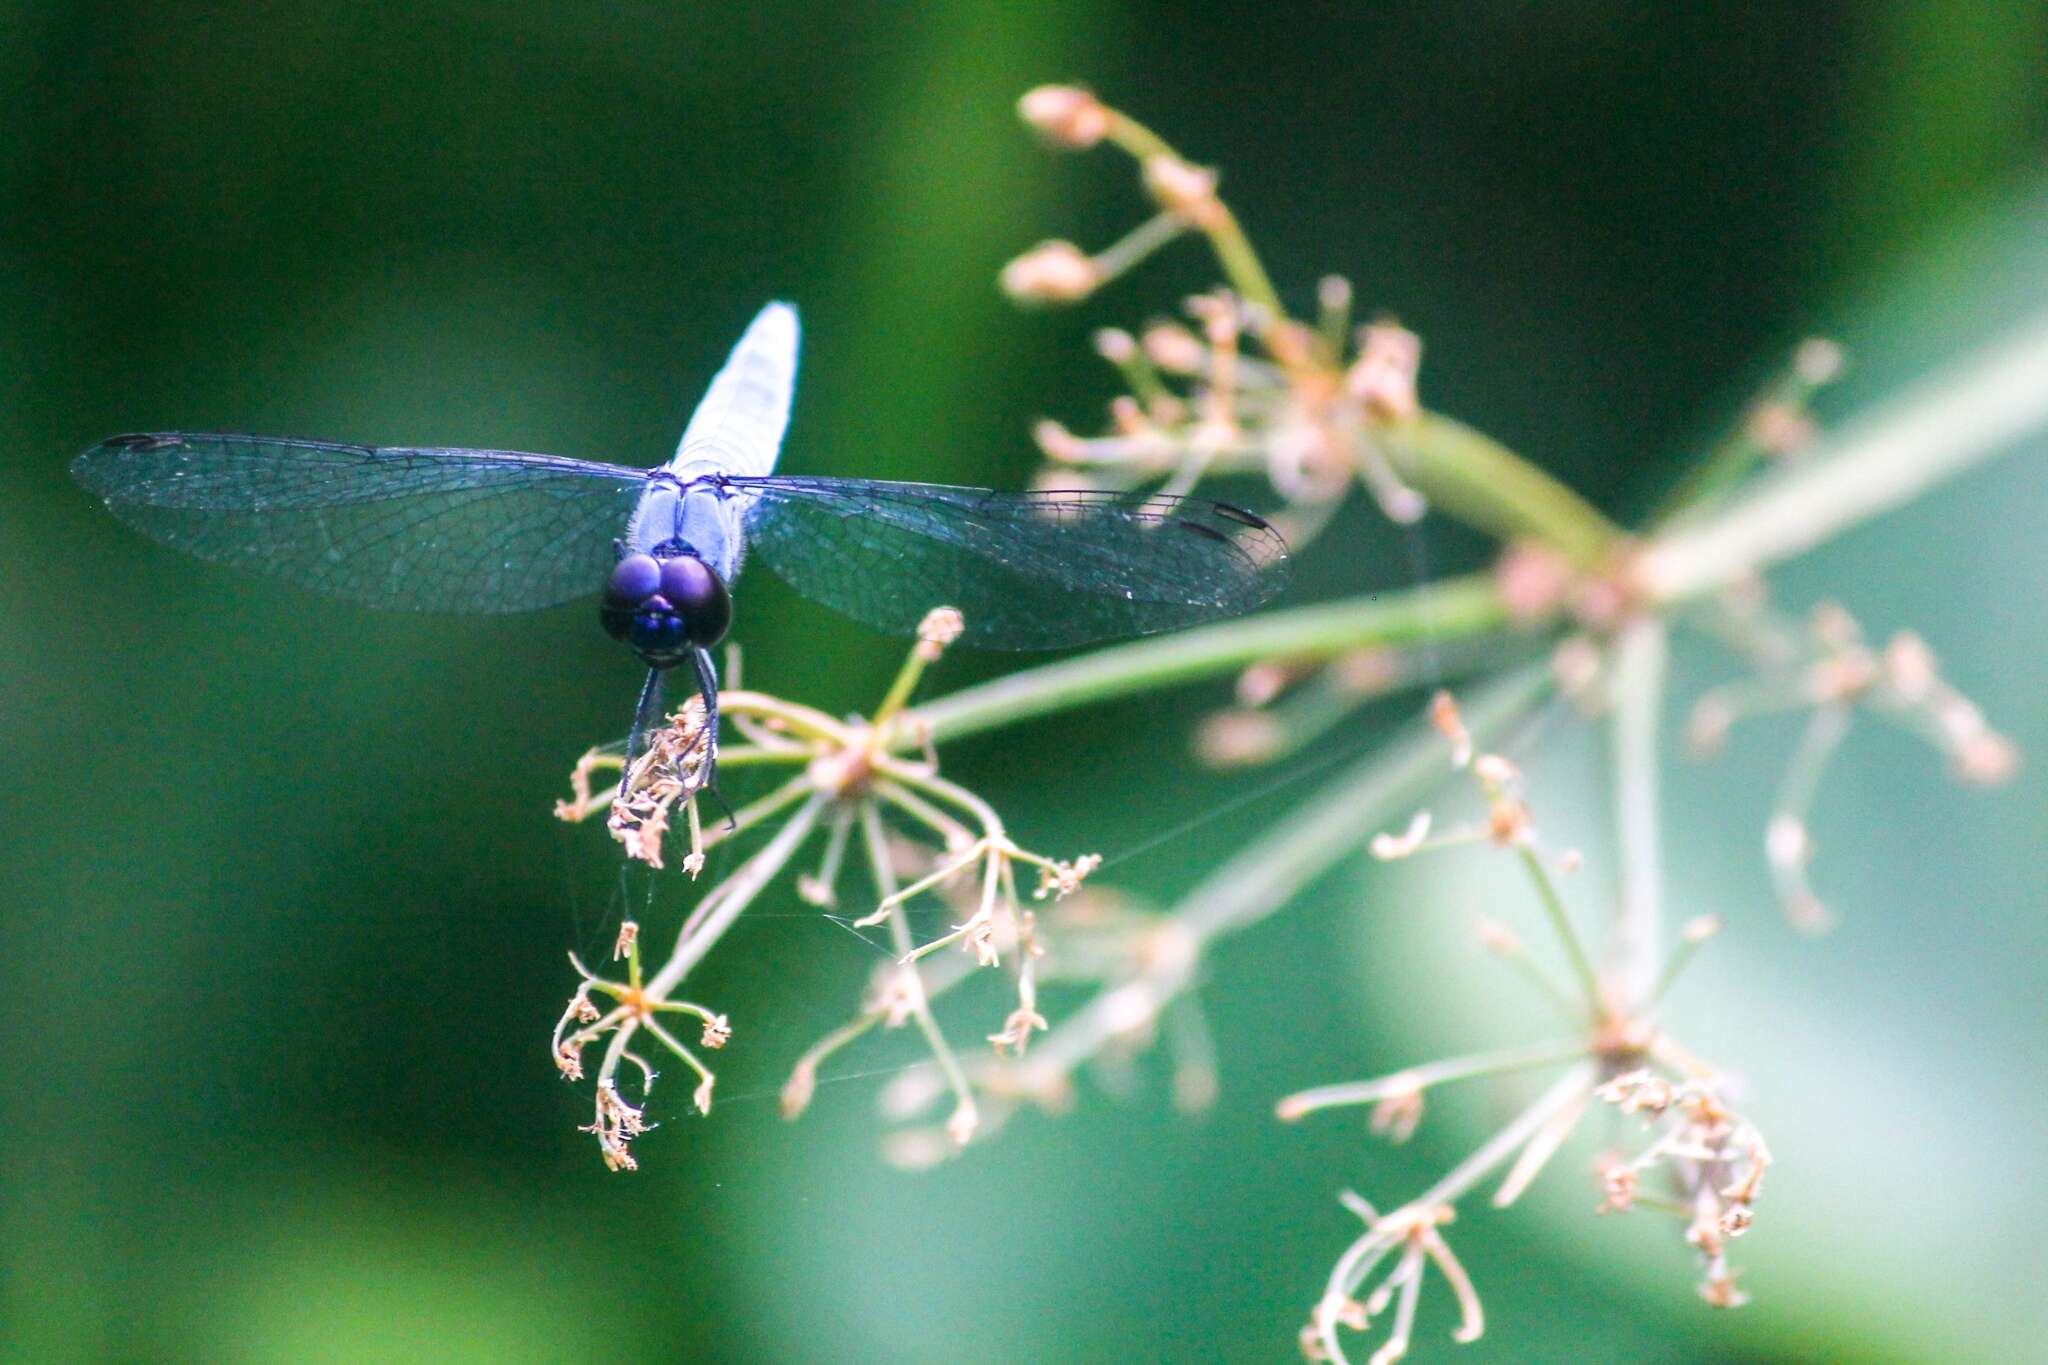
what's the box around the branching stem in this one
[913,574,1511,745]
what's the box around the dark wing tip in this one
[1154,495,1291,611]
[99,432,188,451]
[72,433,186,496]
[73,434,159,491]
[1209,500,1272,531]
[1198,498,1291,569]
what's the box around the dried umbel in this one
[1275,691,1777,1360]
[987,83,2022,1363]
[1687,596,2017,931]
[553,610,1102,1166]
[531,80,2033,1360]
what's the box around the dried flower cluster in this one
[552,609,1105,1165]
[532,83,2029,1359]
[1689,593,2017,931]
[1593,1070,1771,1309]
[1006,90,1446,551]
[1278,691,1778,1361]
[1015,247,1427,549]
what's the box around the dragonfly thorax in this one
[600,547,731,668]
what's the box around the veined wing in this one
[670,301,800,478]
[72,433,649,613]
[729,476,1289,649]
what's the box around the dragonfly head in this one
[600,547,731,668]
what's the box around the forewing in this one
[72,433,648,613]
[731,476,1289,649]
[670,302,800,478]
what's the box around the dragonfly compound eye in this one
[659,554,731,647]
[606,553,663,604]
[600,553,664,642]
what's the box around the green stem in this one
[1646,930,1708,1011]
[1013,664,1557,1080]
[1081,110,1624,570]
[1514,846,1605,1016]
[1649,347,1837,527]
[860,799,978,1135]
[647,795,825,996]
[1609,620,1670,1008]
[1640,311,2048,600]
[1389,413,1624,568]
[1276,1038,1586,1120]
[1102,110,1284,317]
[1316,1063,1598,1361]
[913,573,1512,745]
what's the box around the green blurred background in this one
[5,3,2045,1361]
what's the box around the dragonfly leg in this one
[622,665,667,780]
[690,645,737,831]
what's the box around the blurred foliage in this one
[3,3,2044,1362]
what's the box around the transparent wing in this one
[670,302,800,478]
[730,476,1290,649]
[72,433,649,613]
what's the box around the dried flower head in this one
[1595,1072,1770,1304]
[1018,84,1109,148]
[1000,240,1101,304]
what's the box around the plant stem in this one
[1389,413,1624,569]
[1010,665,1555,1083]
[1514,846,1605,1016]
[1316,1063,1597,1364]
[1412,1063,1599,1211]
[860,799,978,1139]
[1649,343,1839,527]
[1639,311,2048,599]
[1100,111,1284,316]
[1277,1039,1586,1120]
[1609,619,1669,1008]
[913,573,1511,745]
[647,795,825,996]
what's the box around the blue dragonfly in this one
[73,303,1290,788]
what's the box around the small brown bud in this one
[1331,648,1400,696]
[1093,326,1138,364]
[917,605,965,650]
[1018,85,1109,149]
[1681,914,1724,944]
[780,1062,817,1120]
[1235,659,1296,707]
[1698,1273,1749,1309]
[1141,321,1206,374]
[1000,240,1099,304]
[1428,690,1472,764]
[1494,541,1573,622]
[1108,394,1148,435]
[1345,322,1422,421]
[1032,418,1086,461]
[1747,402,1815,455]
[1955,730,2019,786]
[1196,709,1284,767]
[1141,154,1222,226]
[1794,337,1844,384]
[700,1014,732,1049]
[1487,797,1530,846]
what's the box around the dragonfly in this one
[72,302,1290,791]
